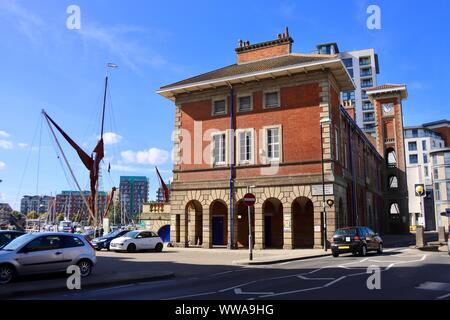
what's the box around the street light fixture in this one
[320,117,331,252]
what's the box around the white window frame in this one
[334,127,340,162]
[262,125,282,163]
[211,97,228,116]
[236,128,255,165]
[263,89,280,109]
[237,93,253,113]
[211,131,228,166]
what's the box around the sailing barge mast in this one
[43,63,118,227]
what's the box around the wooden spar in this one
[43,111,96,222]
[103,187,116,219]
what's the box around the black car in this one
[0,230,26,249]
[91,229,129,251]
[331,227,383,257]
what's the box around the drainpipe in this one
[228,83,235,249]
[348,122,358,225]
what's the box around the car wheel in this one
[0,264,14,285]
[77,260,92,277]
[352,251,358,256]
[155,243,163,252]
[127,243,136,253]
[359,245,367,256]
[106,244,111,251]
[332,251,339,258]
[377,243,383,255]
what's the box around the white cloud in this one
[121,148,169,165]
[0,140,13,149]
[0,192,6,202]
[101,132,123,145]
[0,131,10,138]
[0,161,5,170]
[18,142,28,148]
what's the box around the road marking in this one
[323,276,346,287]
[260,286,322,298]
[234,288,274,295]
[297,275,335,281]
[207,270,234,278]
[436,292,450,300]
[164,291,217,300]
[277,256,331,266]
[416,282,450,292]
[90,283,135,293]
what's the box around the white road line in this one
[323,276,347,287]
[90,283,135,293]
[436,292,450,300]
[235,288,274,295]
[207,271,234,277]
[164,291,217,300]
[260,286,322,298]
[277,256,331,266]
[297,275,335,281]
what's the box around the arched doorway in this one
[210,200,228,246]
[185,200,203,246]
[292,197,314,248]
[236,200,255,248]
[158,225,171,243]
[263,198,283,248]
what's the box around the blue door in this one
[212,216,224,245]
[264,216,272,247]
[158,225,171,243]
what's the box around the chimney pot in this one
[285,26,289,37]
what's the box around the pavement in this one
[1,232,442,299]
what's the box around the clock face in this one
[383,103,393,113]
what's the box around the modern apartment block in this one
[119,176,149,219]
[430,148,450,229]
[20,195,55,215]
[158,29,409,250]
[316,43,379,135]
[405,125,446,230]
[55,191,107,220]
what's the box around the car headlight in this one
[99,239,107,242]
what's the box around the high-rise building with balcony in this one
[405,125,446,230]
[430,148,450,230]
[119,176,149,220]
[20,195,55,215]
[316,43,380,136]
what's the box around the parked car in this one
[58,221,73,233]
[0,231,26,249]
[110,230,164,253]
[91,229,130,251]
[0,232,97,284]
[331,226,383,257]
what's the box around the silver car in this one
[0,232,97,284]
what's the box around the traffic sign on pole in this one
[243,193,256,207]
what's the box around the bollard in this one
[438,226,446,243]
[416,226,425,248]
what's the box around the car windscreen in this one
[334,228,357,237]
[124,231,139,238]
[2,233,34,251]
[105,230,122,238]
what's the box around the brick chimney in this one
[343,100,356,122]
[235,27,293,64]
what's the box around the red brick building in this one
[158,29,409,249]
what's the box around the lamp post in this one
[320,118,331,252]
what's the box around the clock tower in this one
[367,84,409,234]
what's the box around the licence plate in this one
[345,237,351,242]
[338,246,350,250]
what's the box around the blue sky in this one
[0,0,449,209]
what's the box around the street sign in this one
[243,193,256,207]
[312,184,333,196]
[446,208,450,217]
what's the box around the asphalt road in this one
[22,246,450,300]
